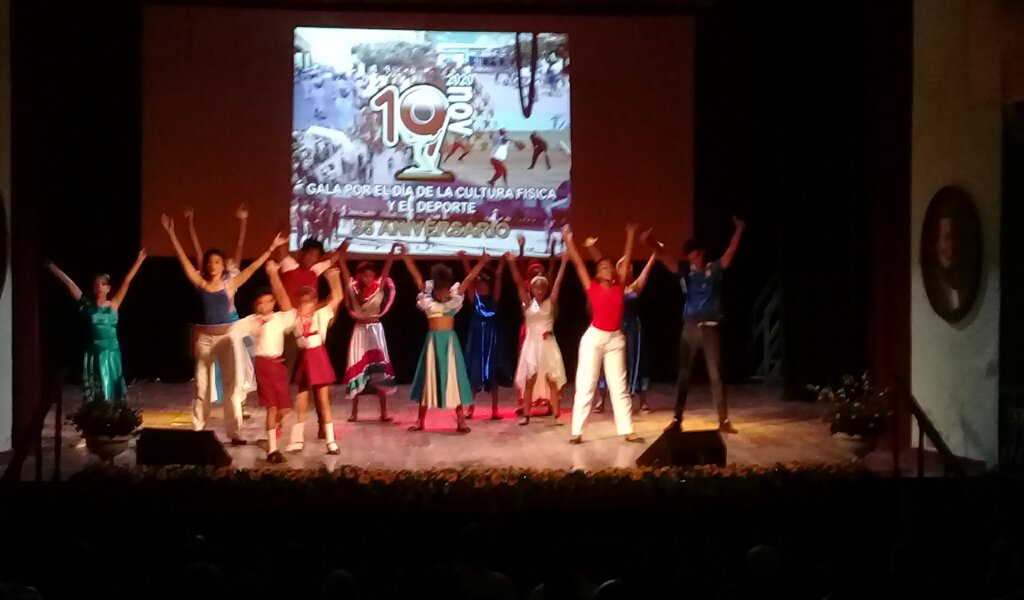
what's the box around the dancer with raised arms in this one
[660,217,746,434]
[337,239,400,422]
[45,250,147,402]
[458,250,512,420]
[563,224,645,445]
[506,248,568,426]
[402,248,491,433]
[161,213,286,445]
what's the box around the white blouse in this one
[292,304,335,349]
[416,280,464,317]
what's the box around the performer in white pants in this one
[563,224,645,444]
[160,213,287,445]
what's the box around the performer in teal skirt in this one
[402,246,491,433]
[46,250,147,401]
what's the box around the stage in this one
[5,382,915,477]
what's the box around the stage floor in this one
[4,382,913,478]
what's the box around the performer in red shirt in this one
[527,132,551,170]
[277,238,337,438]
[564,224,645,444]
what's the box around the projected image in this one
[292,28,571,256]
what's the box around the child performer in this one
[45,250,147,402]
[458,250,511,420]
[337,240,399,422]
[564,224,645,445]
[286,266,346,455]
[514,234,556,417]
[229,260,297,463]
[161,215,286,445]
[586,236,658,414]
[507,249,568,426]
[402,248,491,433]
[277,237,338,439]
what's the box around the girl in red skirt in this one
[286,266,345,455]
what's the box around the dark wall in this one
[1000,102,1024,469]
[14,1,912,424]
[697,0,911,399]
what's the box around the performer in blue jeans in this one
[660,217,746,434]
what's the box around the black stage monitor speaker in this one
[136,428,232,467]
[635,428,726,467]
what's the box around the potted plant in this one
[70,384,143,463]
[811,373,893,462]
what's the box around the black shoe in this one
[624,434,646,444]
[663,418,682,433]
[569,435,583,445]
[719,420,738,434]
[267,451,286,464]
[230,438,248,446]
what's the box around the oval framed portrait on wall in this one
[920,185,982,323]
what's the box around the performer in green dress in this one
[401,246,491,433]
[46,250,147,401]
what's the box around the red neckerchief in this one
[357,277,381,301]
[300,315,318,338]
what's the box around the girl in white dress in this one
[506,250,568,426]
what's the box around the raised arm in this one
[493,256,506,302]
[184,208,203,271]
[505,252,530,305]
[110,249,147,311]
[45,261,83,301]
[320,266,345,328]
[379,241,400,282]
[629,252,658,294]
[266,260,292,311]
[229,232,288,291]
[719,216,746,269]
[546,238,557,282]
[562,227,591,289]
[549,252,569,304]
[618,223,637,284]
[461,252,491,289]
[642,228,677,273]
[456,250,475,300]
[233,204,249,267]
[162,214,206,287]
[399,244,424,292]
[335,239,355,309]
[324,266,345,311]
[583,237,603,262]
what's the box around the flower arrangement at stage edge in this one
[811,373,893,439]
[69,393,143,438]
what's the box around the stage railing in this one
[2,369,63,482]
[890,377,966,478]
[749,274,783,383]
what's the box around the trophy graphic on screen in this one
[371,84,457,182]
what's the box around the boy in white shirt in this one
[230,261,297,463]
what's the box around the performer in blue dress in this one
[458,251,512,420]
[402,248,491,433]
[46,250,147,401]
